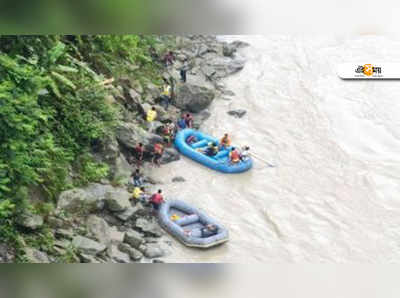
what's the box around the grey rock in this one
[57,183,114,213]
[201,56,245,79]
[128,88,141,102]
[160,147,180,164]
[116,122,163,149]
[222,43,237,57]
[86,215,111,245]
[146,82,160,98]
[0,244,14,263]
[72,236,107,256]
[23,247,50,263]
[109,245,130,263]
[118,243,143,261]
[55,229,74,240]
[17,212,43,231]
[79,253,102,263]
[175,84,215,113]
[143,244,165,259]
[123,230,145,250]
[134,218,163,237]
[115,206,138,222]
[172,176,186,183]
[227,109,247,118]
[105,189,131,212]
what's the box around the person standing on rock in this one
[163,51,175,67]
[160,79,172,110]
[152,142,164,167]
[180,58,190,83]
[146,107,157,132]
[133,143,144,167]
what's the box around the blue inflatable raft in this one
[174,129,252,173]
[158,200,229,248]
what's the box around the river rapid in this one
[152,35,400,263]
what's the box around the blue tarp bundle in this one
[174,129,253,173]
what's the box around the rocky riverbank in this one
[1,36,248,263]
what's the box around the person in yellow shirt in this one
[160,78,172,110]
[146,106,157,132]
[132,186,147,202]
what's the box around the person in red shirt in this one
[152,143,164,167]
[133,143,144,167]
[150,189,165,211]
[229,147,240,164]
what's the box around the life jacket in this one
[135,145,144,153]
[154,143,163,155]
[161,85,171,97]
[230,150,240,162]
[151,193,164,204]
[220,136,231,146]
[146,110,157,122]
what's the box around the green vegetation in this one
[0,35,167,257]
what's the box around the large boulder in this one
[116,122,163,149]
[123,230,145,250]
[109,245,130,263]
[174,84,215,113]
[142,244,165,259]
[118,243,143,261]
[227,109,247,118]
[17,212,43,231]
[200,55,245,80]
[105,189,131,212]
[134,218,163,237]
[86,215,111,246]
[57,183,114,213]
[72,236,107,256]
[160,147,180,164]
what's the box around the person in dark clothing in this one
[205,142,218,157]
[163,51,175,66]
[200,224,219,238]
[131,169,143,187]
[180,59,189,83]
[177,116,187,130]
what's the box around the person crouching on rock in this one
[150,189,165,212]
[131,186,148,204]
[131,169,143,187]
[152,142,164,167]
[162,124,173,147]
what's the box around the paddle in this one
[249,152,276,167]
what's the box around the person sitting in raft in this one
[229,147,240,164]
[240,146,250,161]
[150,189,165,211]
[177,115,187,130]
[205,142,219,157]
[184,224,219,238]
[201,224,219,238]
[186,135,197,145]
[219,133,231,150]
